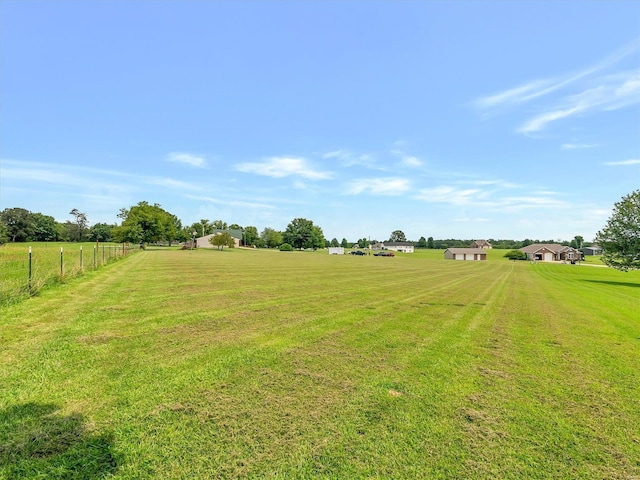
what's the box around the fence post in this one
[80,245,83,271]
[102,245,105,265]
[28,246,32,293]
[60,247,64,276]
[94,245,97,269]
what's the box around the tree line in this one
[2,190,638,271]
[0,204,598,250]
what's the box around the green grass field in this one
[1,248,638,479]
[0,242,138,305]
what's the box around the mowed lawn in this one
[1,249,638,479]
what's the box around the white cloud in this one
[145,177,200,190]
[346,177,410,196]
[414,184,570,212]
[474,38,640,134]
[401,156,423,167]
[561,143,598,150]
[604,158,640,166]
[414,186,482,205]
[166,152,207,168]
[457,179,519,188]
[236,157,333,180]
[186,194,275,209]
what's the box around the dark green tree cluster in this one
[113,202,184,246]
[0,207,115,243]
[282,218,325,250]
[596,190,640,271]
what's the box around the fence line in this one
[1,243,139,305]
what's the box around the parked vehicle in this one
[350,250,367,255]
[374,251,395,256]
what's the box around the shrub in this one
[504,249,527,260]
[279,243,293,251]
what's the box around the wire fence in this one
[0,243,140,305]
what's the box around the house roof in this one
[445,248,487,254]
[198,229,244,240]
[472,239,492,245]
[520,243,577,254]
[385,242,413,246]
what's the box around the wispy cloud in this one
[145,177,201,190]
[561,143,599,150]
[166,152,207,168]
[400,156,423,168]
[346,177,410,196]
[518,72,640,133]
[323,150,381,170]
[457,179,519,188]
[474,38,640,134]
[604,158,640,166]
[414,184,569,212]
[236,157,333,180]
[186,194,275,209]
[414,186,483,205]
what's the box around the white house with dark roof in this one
[382,242,414,253]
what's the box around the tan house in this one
[470,240,492,249]
[444,248,487,261]
[196,229,243,249]
[519,244,581,262]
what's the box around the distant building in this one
[383,242,414,253]
[520,244,581,262]
[444,248,487,261]
[328,247,344,255]
[196,229,243,249]
[582,245,602,256]
[470,240,492,249]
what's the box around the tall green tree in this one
[88,223,113,242]
[596,190,640,271]
[261,227,283,248]
[310,225,325,250]
[341,238,348,248]
[32,213,60,241]
[117,201,176,245]
[69,208,88,242]
[427,236,434,249]
[209,232,235,250]
[389,230,406,242]
[416,236,427,248]
[283,218,325,250]
[211,220,228,230]
[243,226,259,246]
[0,221,9,244]
[572,235,584,249]
[330,238,339,247]
[0,208,34,242]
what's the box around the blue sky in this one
[1,1,639,242]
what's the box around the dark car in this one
[350,250,366,255]
[374,251,395,256]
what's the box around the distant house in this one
[383,242,415,253]
[519,244,581,262]
[470,240,492,249]
[444,248,487,261]
[582,245,602,256]
[328,247,344,255]
[196,229,243,249]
